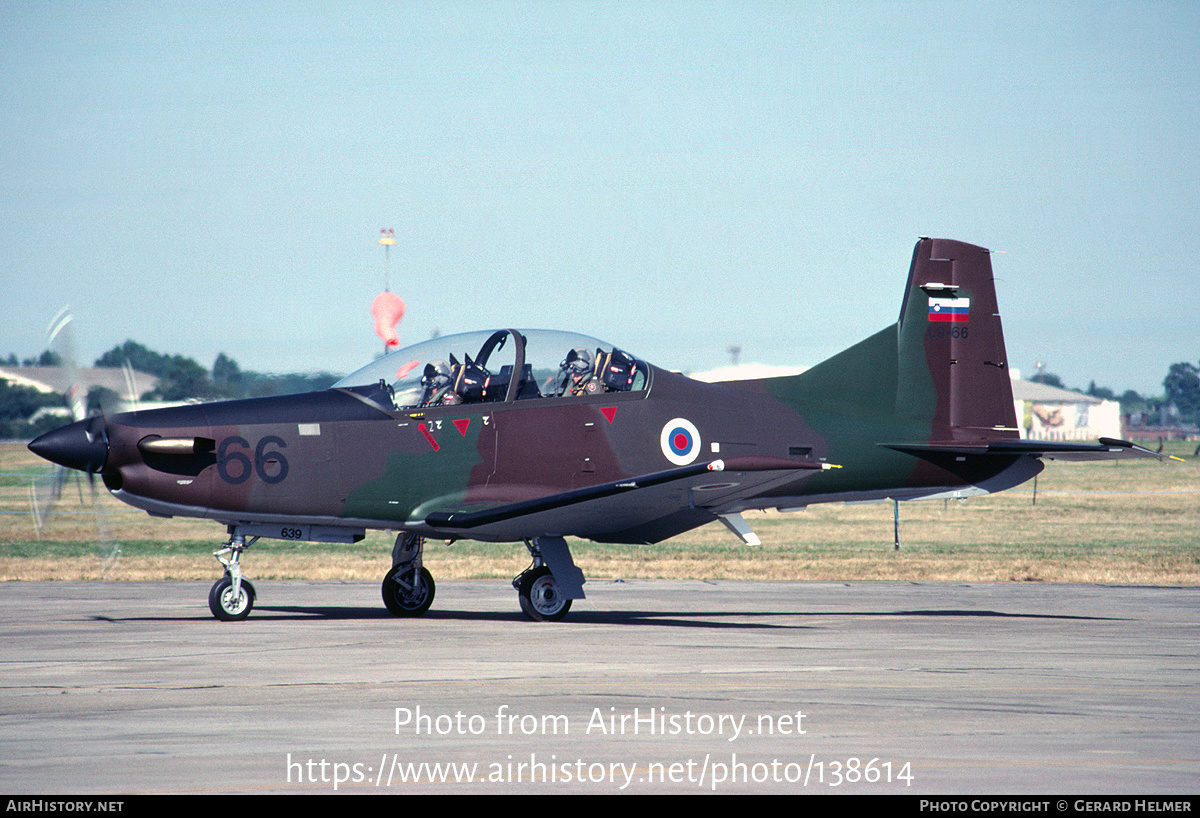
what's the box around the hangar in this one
[1010,377,1121,442]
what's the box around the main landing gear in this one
[378,534,587,621]
[382,532,436,616]
[514,564,571,621]
[209,531,258,621]
[512,537,587,622]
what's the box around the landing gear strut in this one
[209,531,258,621]
[382,532,435,616]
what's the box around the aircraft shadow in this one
[248,606,811,628]
[888,609,1121,621]
[119,605,1119,626]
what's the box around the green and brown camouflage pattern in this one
[31,238,1162,551]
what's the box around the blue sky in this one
[3,1,1197,395]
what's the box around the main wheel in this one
[208,575,255,621]
[382,564,435,616]
[518,566,572,622]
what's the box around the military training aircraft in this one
[29,238,1166,622]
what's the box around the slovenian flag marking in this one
[928,296,970,323]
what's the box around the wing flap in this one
[884,437,1175,462]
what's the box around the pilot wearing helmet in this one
[419,361,458,406]
[558,348,601,396]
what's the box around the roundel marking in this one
[660,418,701,465]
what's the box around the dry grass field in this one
[2,440,1197,585]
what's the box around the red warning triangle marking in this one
[600,406,617,424]
[452,418,471,436]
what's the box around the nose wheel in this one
[209,531,258,621]
[209,573,256,621]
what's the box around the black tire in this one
[517,566,572,622]
[208,575,255,621]
[382,564,435,616]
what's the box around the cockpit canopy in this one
[334,329,649,410]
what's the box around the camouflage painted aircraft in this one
[29,238,1164,622]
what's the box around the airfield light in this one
[378,228,396,292]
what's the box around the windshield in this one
[334,329,649,410]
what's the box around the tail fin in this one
[786,238,1164,469]
[896,238,1018,441]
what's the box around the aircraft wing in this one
[884,437,1178,462]
[423,456,828,544]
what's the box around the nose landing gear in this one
[209,532,258,621]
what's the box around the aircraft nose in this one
[28,419,109,474]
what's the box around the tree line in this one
[1,342,342,438]
[89,341,341,403]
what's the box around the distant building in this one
[1121,407,1199,442]
[1010,377,1121,441]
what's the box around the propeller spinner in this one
[28,416,109,475]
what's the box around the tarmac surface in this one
[1,579,1197,794]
